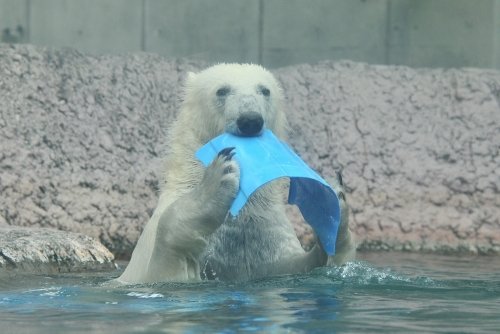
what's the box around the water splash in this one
[324,261,437,287]
[126,291,164,299]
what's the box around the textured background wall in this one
[1,44,499,258]
[1,0,500,69]
[275,62,500,254]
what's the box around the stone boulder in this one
[0,226,115,274]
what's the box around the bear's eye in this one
[259,86,270,97]
[216,86,230,97]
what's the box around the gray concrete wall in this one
[1,0,500,69]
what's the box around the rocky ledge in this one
[0,226,115,274]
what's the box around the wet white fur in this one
[117,64,355,284]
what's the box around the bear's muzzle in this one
[236,111,264,136]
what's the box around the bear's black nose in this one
[236,111,264,136]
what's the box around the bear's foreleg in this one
[148,148,240,281]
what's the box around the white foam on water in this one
[126,291,164,299]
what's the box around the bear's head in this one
[181,64,287,143]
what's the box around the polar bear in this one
[117,64,355,284]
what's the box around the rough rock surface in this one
[275,62,500,254]
[0,226,115,273]
[1,43,499,258]
[0,44,201,258]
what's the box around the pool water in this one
[0,252,498,334]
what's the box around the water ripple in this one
[0,254,498,333]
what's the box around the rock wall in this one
[0,44,200,259]
[1,43,499,258]
[275,63,500,254]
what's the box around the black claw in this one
[338,191,346,201]
[336,170,343,186]
[218,147,236,160]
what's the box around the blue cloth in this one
[195,129,341,255]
